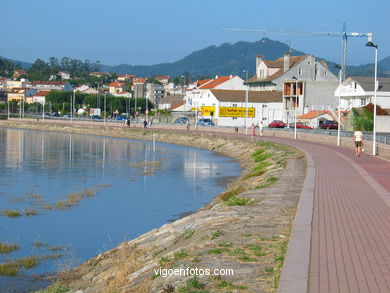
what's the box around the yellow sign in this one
[201,106,216,116]
[219,107,255,118]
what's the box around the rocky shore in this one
[0,121,306,293]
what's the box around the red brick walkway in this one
[262,136,390,293]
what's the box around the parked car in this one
[91,115,102,120]
[63,113,71,118]
[320,120,338,130]
[117,115,127,121]
[197,118,215,126]
[288,122,313,129]
[268,120,286,128]
[174,117,189,125]
[52,113,61,117]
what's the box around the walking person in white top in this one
[353,127,364,157]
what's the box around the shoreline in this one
[0,121,306,292]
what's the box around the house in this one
[30,91,50,104]
[108,82,125,94]
[7,88,37,102]
[145,83,164,107]
[248,53,338,123]
[111,91,132,98]
[13,69,28,79]
[117,74,136,82]
[335,76,390,110]
[297,110,338,128]
[89,72,109,78]
[73,85,99,94]
[193,89,283,127]
[5,79,29,89]
[31,81,73,91]
[59,71,70,80]
[154,75,169,85]
[158,94,185,110]
[133,78,148,98]
[184,75,245,112]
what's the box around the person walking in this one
[185,120,191,131]
[259,121,264,136]
[250,123,256,138]
[353,127,364,157]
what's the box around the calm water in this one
[0,128,241,291]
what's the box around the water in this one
[0,128,241,291]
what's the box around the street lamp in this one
[366,41,378,155]
[291,76,298,139]
[334,64,342,146]
[243,70,249,134]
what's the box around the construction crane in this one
[224,23,373,80]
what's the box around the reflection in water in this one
[0,128,241,289]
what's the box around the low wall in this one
[263,129,390,161]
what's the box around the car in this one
[288,122,313,129]
[320,120,338,130]
[197,118,215,126]
[174,117,189,125]
[117,115,127,121]
[52,113,61,117]
[268,120,286,128]
[91,115,102,120]
[63,113,71,118]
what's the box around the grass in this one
[174,250,189,260]
[218,242,232,248]
[219,187,245,202]
[0,242,20,254]
[228,248,257,262]
[158,256,170,266]
[207,248,227,254]
[225,196,249,206]
[0,263,19,276]
[177,277,208,292]
[55,189,96,210]
[2,210,21,218]
[257,176,279,189]
[24,209,39,216]
[183,229,195,240]
[210,230,224,239]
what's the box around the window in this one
[262,105,267,108]
[232,104,237,107]
[361,98,366,106]
[262,117,267,121]
[298,68,303,75]
[354,83,358,89]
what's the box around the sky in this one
[1,0,389,68]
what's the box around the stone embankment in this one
[0,121,306,293]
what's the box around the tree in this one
[352,103,388,131]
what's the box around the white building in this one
[196,89,283,127]
[74,84,99,94]
[335,76,390,110]
[184,75,246,112]
[248,54,338,122]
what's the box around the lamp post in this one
[366,41,378,156]
[104,94,106,126]
[334,64,342,146]
[243,70,249,134]
[291,76,298,139]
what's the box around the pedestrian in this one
[353,127,363,157]
[250,123,256,137]
[259,121,264,136]
[126,118,130,128]
[143,119,147,128]
[186,120,191,131]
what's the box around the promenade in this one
[256,136,390,293]
[3,119,390,292]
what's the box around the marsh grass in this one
[2,210,21,218]
[24,209,39,216]
[0,242,20,254]
[55,189,96,210]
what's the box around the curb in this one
[277,147,315,293]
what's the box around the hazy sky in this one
[1,0,388,67]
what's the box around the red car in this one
[320,120,338,130]
[288,122,313,129]
[268,120,286,128]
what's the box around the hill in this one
[2,38,390,78]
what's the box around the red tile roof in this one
[197,79,212,87]
[155,75,169,80]
[133,78,147,84]
[33,81,66,85]
[199,76,236,89]
[109,82,125,87]
[34,91,51,97]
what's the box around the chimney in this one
[256,55,263,68]
[284,52,290,72]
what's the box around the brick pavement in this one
[259,136,390,293]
